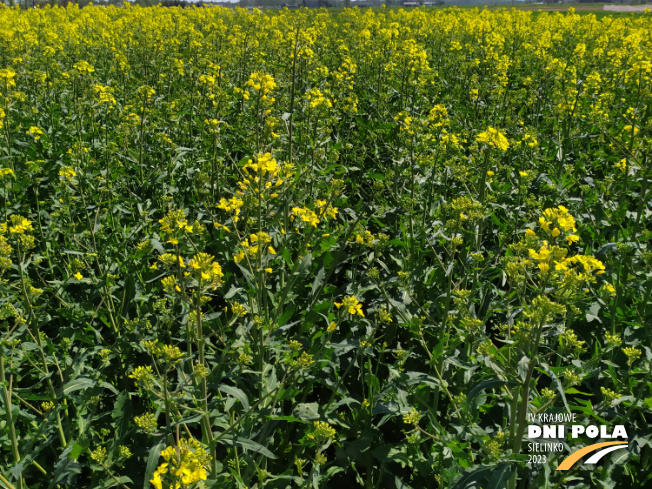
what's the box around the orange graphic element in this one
[556,441,628,471]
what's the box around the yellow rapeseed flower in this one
[334,296,364,317]
[476,127,509,151]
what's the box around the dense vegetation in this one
[0,4,651,489]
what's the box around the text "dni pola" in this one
[528,424,628,439]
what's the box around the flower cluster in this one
[92,84,117,108]
[134,413,158,433]
[307,421,337,444]
[27,126,44,140]
[187,252,224,289]
[403,408,421,426]
[534,205,579,244]
[128,365,154,389]
[236,153,285,199]
[73,60,95,76]
[7,215,33,235]
[428,104,449,128]
[476,127,509,151]
[159,209,191,235]
[2,215,35,250]
[314,200,338,220]
[449,196,485,224]
[0,68,16,88]
[59,166,77,183]
[157,209,203,245]
[216,196,244,223]
[150,439,211,489]
[527,240,605,284]
[291,206,320,227]
[234,232,275,264]
[243,71,276,102]
[334,296,364,317]
[394,111,415,135]
[554,254,606,284]
[306,88,332,110]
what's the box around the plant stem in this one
[195,286,218,476]
[0,354,21,480]
[288,27,299,168]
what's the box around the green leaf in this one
[68,438,90,460]
[310,267,326,298]
[487,463,512,489]
[46,445,81,489]
[467,380,516,416]
[539,363,571,415]
[143,439,165,489]
[264,415,306,423]
[173,414,204,427]
[104,476,134,489]
[120,274,136,317]
[564,388,592,396]
[517,356,530,382]
[63,377,95,395]
[218,385,250,411]
[217,435,277,459]
[111,391,131,440]
[395,475,414,489]
[293,402,320,421]
[100,381,119,395]
[451,465,493,488]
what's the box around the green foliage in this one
[0,4,651,489]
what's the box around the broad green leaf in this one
[219,384,250,411]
